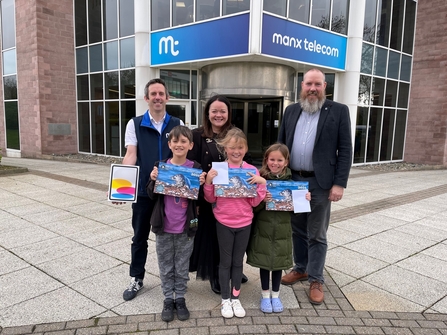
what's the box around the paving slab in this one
[0,287,107,328]
[9,236,87,265]
[344,235,414,263]
[397,254,447,284]
[363,265,447,307]
[326,247,388,278]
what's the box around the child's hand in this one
[205,168,217,184]
[263,191,272,202]
[247,172,266,185]
[199,172,207,185]
[306,191,311,201]
[150,166,158,181]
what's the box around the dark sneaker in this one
[175,297,190,321]
[122,277,143,301]
[161,298,175,322]
[241,273,248,283]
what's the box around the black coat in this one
[278,100,352,189]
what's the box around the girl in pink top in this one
[204,128,266,319]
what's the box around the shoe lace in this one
[232,300,242,309]
[176,299,186,310]
[126,278,140,291]
[310,282,322,292]
[163,301,174,311]
[222,300,232,309]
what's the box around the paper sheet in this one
[211,161,229,184]
[292,189,311,213]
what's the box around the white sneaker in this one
[221,299,234,318]
[231,299,246,318]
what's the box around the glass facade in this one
[74,0,417,162]
[264,0,349,35]
[150,0,350,34]
[151,0,252,30]
[355,0,416,164]
[1,0,19,150]
[75,0,135,156]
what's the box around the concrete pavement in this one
[1,157,447,334]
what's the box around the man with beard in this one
[278,68,352,305]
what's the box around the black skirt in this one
[189,201,220,282]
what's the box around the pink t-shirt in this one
[163,159,194,234]
[203,161,266,228]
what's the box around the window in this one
[103,0,118,40]
[389,0,404,51]
[387,51,400,80]
[289,0,310,23]
[151,0,170,30]
[400,54,412,81]
[358,75,372,105]
[88,0,102,44]
[311,0,330,29]
[1,0,15,49]
[263,0,286,17]
[376,0,392,47]
[75,0,136,156]
[402,0,416,54]
[384,80,398,107]
[373,46,388,77]
[223,0,249,15]
[380,109,395,161]
[397,83,409,108]
[361,43,374,74]
[331,0,349,34]
[2,49,17,75]
[173,0,193,26]
[363,0,377,42]
[3,75,17,100]
[104,41,119,70]
[197,0,220,21]
[89,44,103,72]
[119,0,134,36]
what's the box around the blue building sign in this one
[261,14,347,70]
[151,14,250,66]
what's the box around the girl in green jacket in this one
[246,143,310,313]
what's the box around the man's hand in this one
[328,185,344,202]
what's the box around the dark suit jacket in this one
[278,100,352,190]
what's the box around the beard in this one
[299,91,326,114]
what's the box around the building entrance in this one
[228,97,283,164]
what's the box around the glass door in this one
[166,101,191,127]
[229,98,282,164]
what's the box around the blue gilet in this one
[133,111,181,197]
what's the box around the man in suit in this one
[278,68,352,304]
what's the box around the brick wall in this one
[16,0,77,157]
[405,1,447,165]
